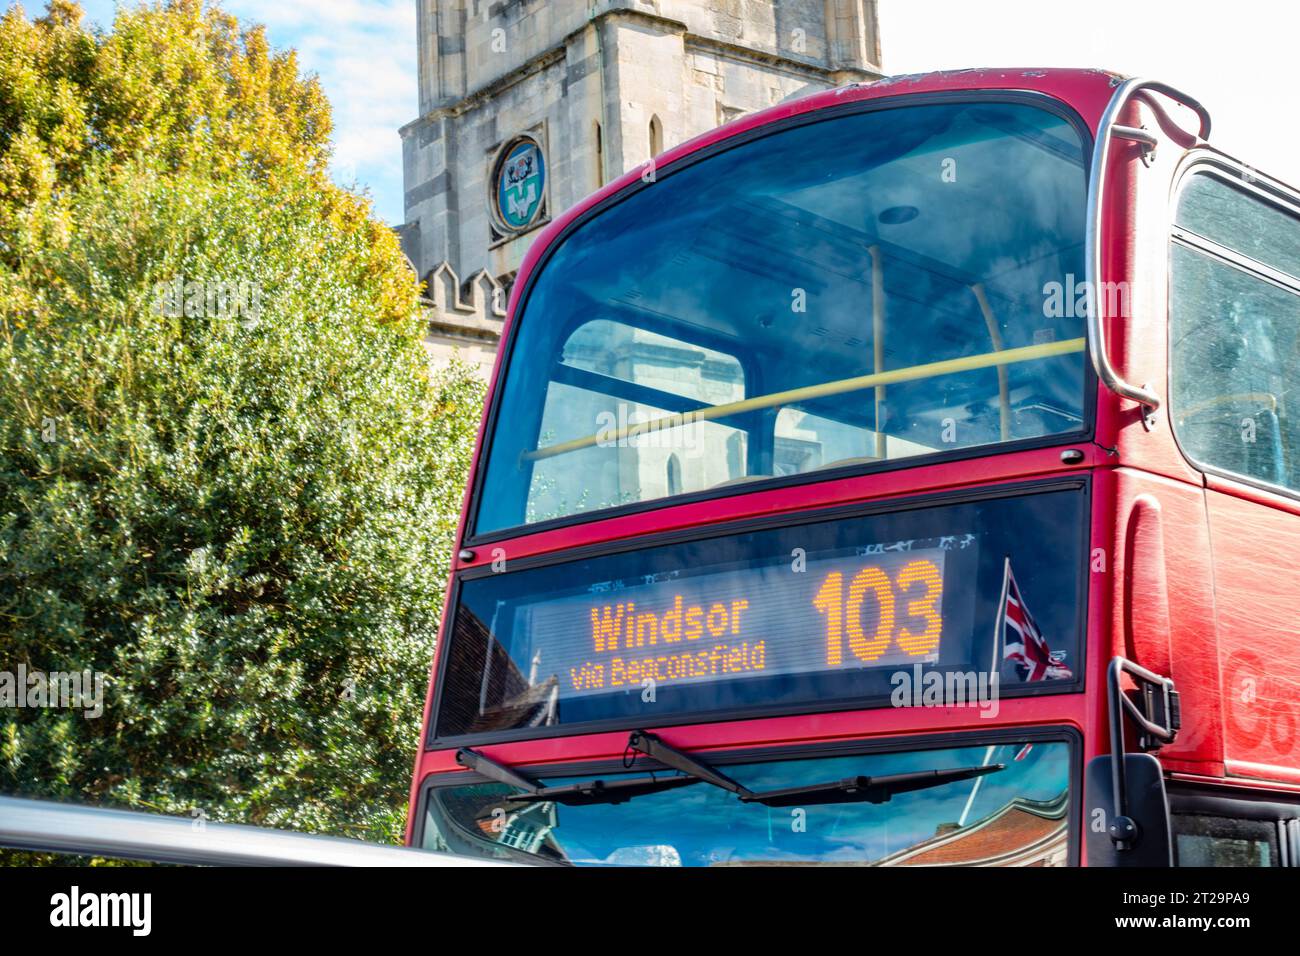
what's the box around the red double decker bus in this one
[406,69,1300,867]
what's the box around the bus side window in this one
[1172,813,1281,866]
[1170,172,1300,493]
[1169,787,1300,867]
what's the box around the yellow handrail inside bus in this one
[971,282,1011,443]
[1177,392,1277,421]
[522,336,1086,463]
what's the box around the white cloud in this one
[234,0,413,34]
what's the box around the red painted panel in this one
[410,693,1087,783]
[459,446,1103,566]
[1103,91,1206,489]
[1123,494,1173,675]
[1113,469,1222,773]
[1205,476,1300,781]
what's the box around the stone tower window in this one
[665,453,682,497]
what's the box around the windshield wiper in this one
[462,734,1008,811]
[627,729,1006,808]
[456,747,701,807]
[739,764,1006,807]
[627,730,756,798]
[502,775,701,806]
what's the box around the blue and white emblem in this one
[494,138,546,232]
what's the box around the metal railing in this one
[1104,656,1180,852]
[1085,77,1212,429]
[0,796,518,867]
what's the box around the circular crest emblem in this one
[491,136,546,233]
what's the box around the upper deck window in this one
[476,99,1090,536]
[1171,171,1300,493]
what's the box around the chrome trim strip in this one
[1086,77,1212,423]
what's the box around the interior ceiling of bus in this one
[635,177,1073,355]
[555,103,1086,427]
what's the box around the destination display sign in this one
[436,486,1088,741]
[515,541,967,700]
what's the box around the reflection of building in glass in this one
[437,607,559,736]
[475,801,560,856]
[522,310,945,522]
[526,320,747,521]
[425,786,566,861]
[401,2,884,376]
[874,792,1069,867]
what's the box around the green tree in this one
[0,0,411,318]
[0,2,485,845]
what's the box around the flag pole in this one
[961,558,1013,830]
[991,555,1011,678]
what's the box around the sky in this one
[37,0,1300,227]
[878,0,1300,183]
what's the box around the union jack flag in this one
[1000,557,1073,682]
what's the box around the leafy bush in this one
[0,1,486,845]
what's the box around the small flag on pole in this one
[1000,557,1072,682]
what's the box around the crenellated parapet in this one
[419,260,509,376]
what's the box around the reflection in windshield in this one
[422,741,1071,866]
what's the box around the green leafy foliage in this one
[1,0,331,240]
[0,2,486,847]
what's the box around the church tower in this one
[399,0,884,372]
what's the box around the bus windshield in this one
[475,98,1090,535]
[421,739,1073,866]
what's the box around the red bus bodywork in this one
[406,68,1300,860]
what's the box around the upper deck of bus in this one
[461,68,1123,559]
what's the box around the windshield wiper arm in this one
[463,738,1006,811]
[626,730,757,799]
[456,746,701,807]
[741,763,1007,808]
[628,731,1006,808]
[503,775,701,806]
[456,748,543,792]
